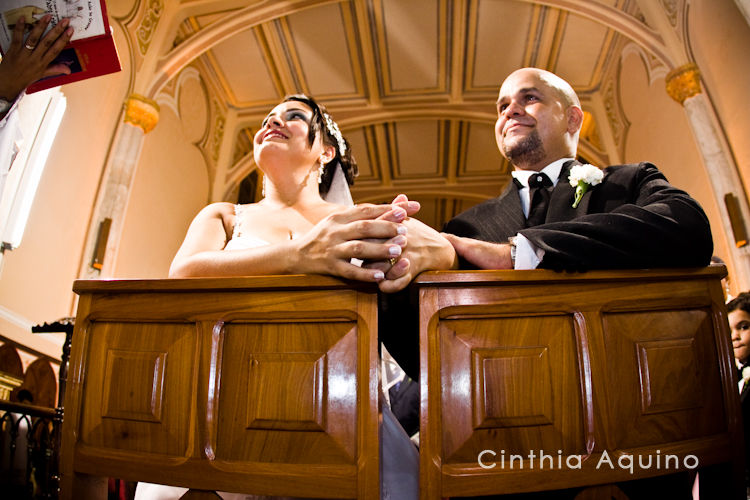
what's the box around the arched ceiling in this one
[141,0,679,229]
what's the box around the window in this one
[0,89,66,252]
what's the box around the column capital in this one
[665,63,702,105]
[124,94,160,133]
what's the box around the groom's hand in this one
[373,218,457,293]
[441,233,514,270]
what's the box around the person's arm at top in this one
[0,15,73,120]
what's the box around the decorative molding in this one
[156,66,203,121]
[665,63,701,105]
[124,94,160,133]
[602,76,627,148]
[512,0,675,69]
[137,0,165,56]
[658,0,679,28]
[620,42,668,87]
[0,304,33,331]
[211,100,226,162]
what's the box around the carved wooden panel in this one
[216,320,357,463]
[61,276,380,500]
[77,321,196,456]
[101,349,167,422]
[245,352,326,431]
[472,345,553,428]
[602,308,725,449]
[637,338,699,415]
[439,314,587,463]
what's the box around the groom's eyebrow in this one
[496,86,541,105]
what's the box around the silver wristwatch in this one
[508,236,517,266]
[0,97,12,115]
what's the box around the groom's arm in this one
[519,163,713,271]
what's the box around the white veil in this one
[321,163,354,206]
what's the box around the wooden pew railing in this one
[59,276,380,499]
[415,266,743,499]
[60,267,743,499]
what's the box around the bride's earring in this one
[318,158,326,184]
[262,175,267,197]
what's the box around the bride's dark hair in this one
[283,94,358,195]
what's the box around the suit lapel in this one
[493,181,526,236]
[546,160,593,223]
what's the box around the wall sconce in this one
[91,218,112,270]
[725,193,748,248]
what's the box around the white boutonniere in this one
[741,365,750,393]
[568,164,604,208]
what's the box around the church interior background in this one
[0,0,749,432]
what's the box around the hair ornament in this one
[322,112,347,157]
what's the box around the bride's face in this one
[253,101,323,167]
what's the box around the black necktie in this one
[526,172,553,227]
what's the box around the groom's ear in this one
[566,106,584,134]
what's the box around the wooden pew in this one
[59,276,380,499]
[414,266,743,499]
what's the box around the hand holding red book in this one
[0,0,121,95]
[0,14,73,103]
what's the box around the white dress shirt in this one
[509,158,574,270]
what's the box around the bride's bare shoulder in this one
[191,202,234,222]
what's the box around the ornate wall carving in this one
[137,0,164,56]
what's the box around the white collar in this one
[511,158,574,188]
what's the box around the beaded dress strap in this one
[232,204,244,239]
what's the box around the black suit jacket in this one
[740,374,750,485]
[443,160,713,270]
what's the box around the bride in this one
[168,94,416,281]
[138,95,420,500]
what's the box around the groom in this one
[380,67,712,292]
[381,66,713,368]
[379,67,714,499]
[439,66,713,272]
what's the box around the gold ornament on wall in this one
[137,0,164,55]
[666,63,702,104]
[212,101,226,162]
[124,94,160,133]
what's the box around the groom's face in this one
[495,69,572,171]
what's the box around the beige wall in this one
[114,105,209,278]
[690,0,750,191]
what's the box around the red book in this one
[0,0,121,94]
